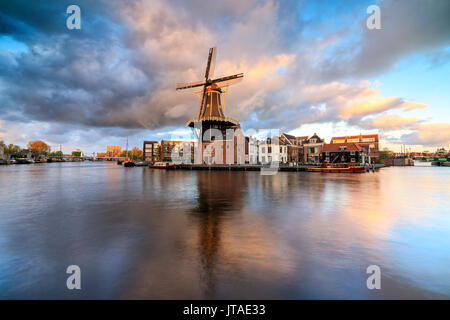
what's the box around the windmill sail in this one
[176,47,243,127]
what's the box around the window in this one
[280,147,282,153]
[262,147,265,153]
[268,147,272,153]
[351,158,355,162]
[262,156,265,163]
[350,151,355,155]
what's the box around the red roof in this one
[323,143,362,152]
[331,134,379,142]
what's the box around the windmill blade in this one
[211,73,244,85]
[213,77,243,88]
[176,80,207,90]
[204,47,216,80]
[208,47,217,79]
[197,85,208,119]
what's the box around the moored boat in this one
[15,158,34,164]
[306,162,365,173]
[123,161,136,167]
[149,161,174,168]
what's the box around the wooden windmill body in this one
[177,47,245,164]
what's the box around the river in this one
[0,162,449,299]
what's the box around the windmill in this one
[176,47,244,137]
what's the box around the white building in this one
[258,137,288,164]
[248,137,259,164]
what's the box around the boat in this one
[15,158,34,164]
[123,161,136,167]
[122,137,135,167]
[432,161,450,167]
[306,162,366,173]
[134,161,148,167]
[149,161,175,168]
[117,160,124,165]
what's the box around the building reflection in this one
[189,171,247,298]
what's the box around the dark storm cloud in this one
[317,0,450,80]
[0,0,449,143]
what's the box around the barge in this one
[306,162,366,173]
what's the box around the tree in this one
[379,150,391,159]
[120,150,132,158]
[48,151,64,157]
[72,151,82,157]
[27,140,50,159]
[4,144,23,159]
[130,147,142,160]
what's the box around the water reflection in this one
[189,172,246,298]
[0,163,449,299]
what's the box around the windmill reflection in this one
[190,171,247,298]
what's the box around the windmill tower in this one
[176,47,244,164]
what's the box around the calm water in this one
[0,162,449,299]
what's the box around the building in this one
[258,137,288,164]
[321,143,363,163]
[280,133,304,164]
[248,137,259,164]
[436,148,448,158]
[179,47,244,165]
[303,133,324,163]
[160,140,194,163]
[201,133,246,165]
[142,141,160,162]
[330,134,379,163]
[106,145,121,158]
[0,146,4,160]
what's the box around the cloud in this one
[0,0,448,150]
[318,0,450,79]
[361,114,423,131]
[402,123,450,147]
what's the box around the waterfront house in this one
[280,133,303,164]
[321,143,363,164]
[303,133,324,164]
[248,137,259,164]
[258,137,288,164]
[160,140,194,163]
[143,141,160,162]
[22,149,33,160]
[330,134,379,163]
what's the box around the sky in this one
[0,0,449,154]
